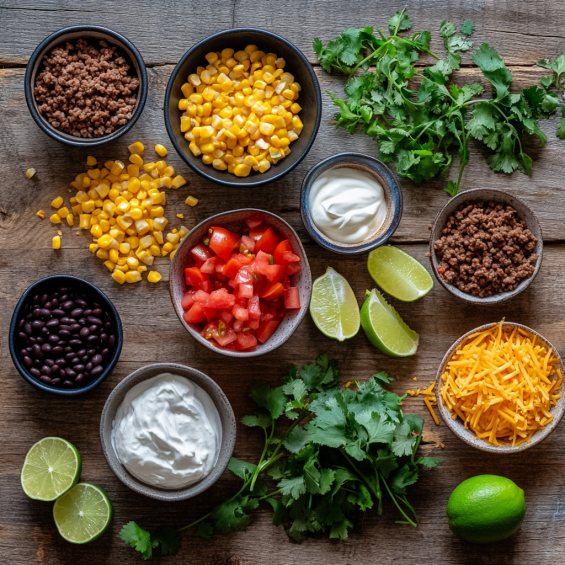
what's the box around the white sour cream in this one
[309,167,387,244]
[112,373,222,489]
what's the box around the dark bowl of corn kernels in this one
[9,275,123,396]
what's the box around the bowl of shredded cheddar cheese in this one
[436,321,565,453]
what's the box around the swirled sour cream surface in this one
[112,373,222,489]
[309,167,387,244]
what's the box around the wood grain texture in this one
[2,2,565,564]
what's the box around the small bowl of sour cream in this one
[300,152,402,254]
[100,362,236,501]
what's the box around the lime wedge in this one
[53,483,113,544]
[367,245,433,302]
[21,437,81,501]
[310,267,360,341]
[360,289,419,356]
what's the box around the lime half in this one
[53,483,113,544]
[21,437,81,501]
[367,246,433,302]
[310,267,360,341]
[360,289,419,356]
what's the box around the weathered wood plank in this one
[2,0,565,67]
[2,243,565,564]
[1,65,564,246]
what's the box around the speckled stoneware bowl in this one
[435,322,565,454]
[429,188,543,305]
[170,208,312,357]
[300,152,402,254]
[100,362,236,501]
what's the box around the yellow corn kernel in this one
[171,175,187,189]
[52,235,61,250]
[26,168,37,179]
[88,243,98,254]
[128,142,145,155]
[147,271,162,283]
[129,155,144,169]
[50,213,62,224]
[162,242,174,255]
[103,260,115,273]
[96,248,109,260]
[150,206,164,218]
[112,270,126,284]
[234,164,251,177]
[185,196,199,207]
[166,232,180,245]
[152,217,168,232]
[51,196,64,208]
[36,210,45,219]
[107,249,118,264]
[91,224,103,239]
[64,213,73,227]
[148,244,160,256]
[110,160,125,176]
[125,256,139,270]
[125,270,142,283]
[81,200,95,214]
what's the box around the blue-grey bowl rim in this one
[24,25,148,147]
[300,152,403,254]
[164,27,322,187]
[9,275,123,396]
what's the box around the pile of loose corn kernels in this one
[38,142,200,284]
[179,44,304,177]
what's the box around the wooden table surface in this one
[2,1,565,563]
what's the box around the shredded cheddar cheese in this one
[440,322,562,447]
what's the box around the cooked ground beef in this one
[433,201,538,298]
[34,39,139,138]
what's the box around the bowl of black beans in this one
[9,275,123,395]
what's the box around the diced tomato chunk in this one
[273,240,292,265]
[248,296,261,320]
[259,282,285,301]
[209,227,239,262]
[214,258,226,274]
[185,267,209,287]
[193,290,210,304]
[250,226,269,240]
[181,290,196,311]
[184,303,206,324]
[285,262,302,276]
[191,243,214,263]
[248,317,260,330]
[231,252,253,266]
[233,319,244,332]
[204,307,217,322]
[240,235,255,253]
[245,213,264,230]
[257,321,280,343]
[197,280,213,293]
[219,310,233,324]
[263,264,286,283]
[281,277,291,289]
[232,268,254,286]
[223,258,243,279]
[255,227,279,255]
[238,283,254,299]
[213,326,237,347]
[200,257,216,274]
[236,331,257,350]
[284,287,300,309]
[232,305,249,321]
[206,288,236,309]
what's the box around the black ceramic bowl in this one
[24,25,148,147]
[9,275,123,396]
[164,28,322,187]
[301,153,403,254]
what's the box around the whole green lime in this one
[446,475,526,544]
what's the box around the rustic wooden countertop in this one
[1,1,565,563]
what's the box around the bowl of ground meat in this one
[25,26,148,146]
[430,188,543,304]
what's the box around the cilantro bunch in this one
[314,9,561,196]
[120,354,440,559]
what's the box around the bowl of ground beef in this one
[25,26,148,147]
[430,188,543,304]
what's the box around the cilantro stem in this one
[379,474,417,527]
[250,424,274,492]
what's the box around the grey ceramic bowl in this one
[25,25,147,147]
[435,322,565,454]
[170,208,311,357]
[100,362,236,501]
[429,188,543,305]
[300,153,403,254]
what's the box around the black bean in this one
[79,327,90,338]
[88,324,98,333]
[51,298,59,308]
[77,349,87,357]
[83,309,93,317]
[58,329,70,338]
[65,368,76,379]
[18,332,28,342]
[25,313,33,320]
[81,355,89,363]
[51,364,59,374]
[59,369,66,379]
[78,318,87,326]
[41,366,51,376]
[92,308,103,317]
[91,354,103,366]
[75,299,87,308]
[33,308,41,318]
[101,348,110,358]
[52,309,65,318]
[86,348,96,356]
[63,380,74,388]
[71,309,84,319]
[40,294,48,304]
[46,319,59,329]
[99,333,108,344]
[69,324,81,334]
[61,317,74,325]
[41,327,49,335]
[45,358,54,367]
[44,301,52,310]
[17,319,25,329]
[40,376,52,385]
[24,323,33,336]
[20,348,28,357]
[32,344,43,357]
[87,335,98,344]
[74,374,85,385]
[65,352,75,360]
[50,378,62,386]
[52,346,63,355]
[108,335,116,348]
[69,339,82,348]
[62,300,74,310]
[103,322,112,331]
[29,337,37,344]
[33,358,41,368]
[64,346,72,353]
[70,357,80,365]
[85,362,93,372]
[87,316,102,326]
[30,368,41,377]
[31,320,44,331]
[23,356,33,368]
[39,309,51,319]
[36,337,45,344]
[48,334,60,344]
[41,343,52,354]
[91,365,104,376]
[74,364,85,373]
[55,358,66,368]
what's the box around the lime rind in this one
[53,483,113,544]
[21,437,81,502]
[367,246,433,302]
[361,289,419,357]
[310,267,360,341]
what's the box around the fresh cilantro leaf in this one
[355,411,395,445]
[228,458,257,480]
[444,180,459,197]
[392,421,417,457]
[283,425,309,454]
[120,522,153,560]
[150,527,181,556]
[212,496,259,532]
[542,92,560,113]
[195,521,214,540]
[390,464,419,494]
[557,116,565,139]
[403,413,424,434]
[439,21,456,38]
[372,371,395,385]
[540,74,554,89]
[240,412,271,429]
[389,10,413,35]
[299,362,322,389]
[279,475,306,499]
[418,457,443,468]
[265,497,287,526]
[460,20,475,36]
[282,378,308,403]
[329,518,354,540]
[374,448,399,478]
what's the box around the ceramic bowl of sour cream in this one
[100,362,236,501]
[300,152,402,254]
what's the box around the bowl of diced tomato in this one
[170,209,311,356]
